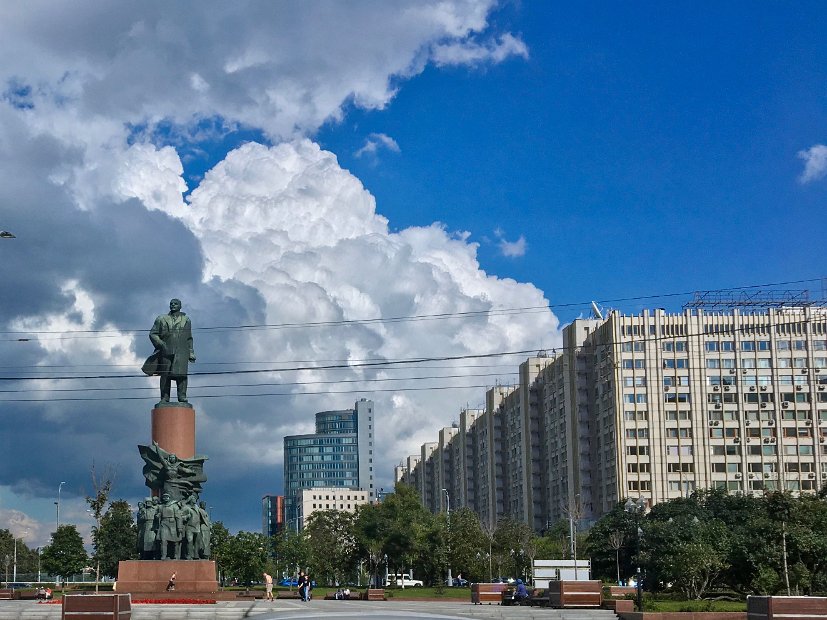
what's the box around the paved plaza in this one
[0,599,618,620]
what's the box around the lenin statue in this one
[142,298,196,403]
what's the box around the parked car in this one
[492,576,516,584]
[6,583,31,590]
[445,577,468,587]
[396,576,423,587]
[386,574,423,587]
[279,577,298,587]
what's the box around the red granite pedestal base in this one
[117,560,217,593]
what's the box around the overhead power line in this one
[0,277,821,340]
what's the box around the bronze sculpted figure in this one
[156,493,182,560]
[142,298,195,404]
[137,442,211,559]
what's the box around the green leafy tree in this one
[41,525,87,585]
[353,502,387,586]
[272,527,309,585]
[85,462,114,587]
[643,507,729,599]
[381,483,435,583]
[223,531,269,584]
[98,500,138,578]
[210,521,231,584]
[304,510,358,585]
[492,518,534,580]
[444,507,487,582]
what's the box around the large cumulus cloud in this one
[0,1,555,541]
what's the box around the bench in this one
[0,589,17,601]
[235,591,264,599]
[471,583,509,605]
[276,590,302,599]
[603,599,635,613]
[547,580,602,608]
[748,596,827,620]
[363,589,386,601]
[63,594,131,620]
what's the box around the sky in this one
[0,2,826,547]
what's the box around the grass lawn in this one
[648,599,747,612]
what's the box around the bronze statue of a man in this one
[142,298,196,403]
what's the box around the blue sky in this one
[0,1,825,542]
[317,3,827,319]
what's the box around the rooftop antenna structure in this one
[683,289,812,311]
[590,301,604,320]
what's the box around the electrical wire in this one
[0,277,821,341]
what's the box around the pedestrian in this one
[263,572,274,602]
[166,571,176,591]
[297,571,307,602]
[306,573,312,601]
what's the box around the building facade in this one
[398,307,827,530]
[283,398,376,529]
[295,487,370,529]
[261,494,284,537]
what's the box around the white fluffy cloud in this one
[0,1,525,140]
[798,144,827,184]
[494,228,528,258]
[0,1,553,537]
[355,133,401,158]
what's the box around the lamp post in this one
[37,547,41,583]
[13,530,28,582]
[56,481,66,532]
[442,488,452,586]
[624,497,647,611]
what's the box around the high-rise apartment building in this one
[261,494,284,537]
[399,307,827,530]
[283,398,375,529]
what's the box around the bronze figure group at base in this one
[137,441,211,560]
[137,493,211,560]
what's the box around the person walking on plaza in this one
[263,572,274,602]
[297,571,307,602]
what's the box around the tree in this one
[210,521,231,585]
[643,511,729,599]
[380,484,435,583]
[304,510,358,585]
[41,525,87,586]
[223,531,269,585]
[272,527,308,586]
[585,503,638,583]
[85,462,115,590]
[492,519,534,580]
[443,507,487,582]
[98,500,138,578]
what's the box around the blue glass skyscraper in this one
[283,398,375,528]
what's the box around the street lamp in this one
[56,481,66,532]
[442,488,452,587]
[624,497,647,611]
[13,530,28,582]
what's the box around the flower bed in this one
[42,598,216,605]
[132,599,216,604]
